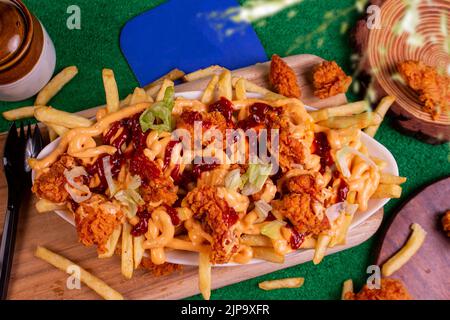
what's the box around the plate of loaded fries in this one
[29,59,405,300]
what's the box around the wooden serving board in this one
[353,0,450,144]
[0,54,384,299]
[375,177,450,300]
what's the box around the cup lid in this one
[0,0,28,66]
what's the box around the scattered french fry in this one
[198,250,211,300]
[143,68,185,91]
[217,70,232,100]
[102,69,120,113]
[99,225,122,259]
[183,65,224,82]
[364,96,396,137]
[341,279,354,300]
[121,222,134,279]
[156,79,174,102]
[35,246,123,300]
[380,173,407,185]
[234,77,246,100]
[34,106,93,128]
[309,101,369,122]
[372,184,402,199]
[2,106,36,120]
[201,75,219,104]
[47,126,58,141]
[258,277,304,291]
[133,235,145,269]
[382,223,427,276]
[252,247,284,263]
[313,234,331,265]
[47,123,69,137]
[317,112,381,130]
[35,199,65,213]
[35,66,78,106]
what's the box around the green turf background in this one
[1,0,449,300]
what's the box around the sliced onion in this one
[127,189,144,206]
[224,169,241,191]
[127,175,142,190]
[254,200,272,223]
[336,146,377,178]
[241,184,259,196]
[64,166,88,191]
[325,202,359,223]
[102,156,117,196]
[260,220,286,240]
[64,183,91,203]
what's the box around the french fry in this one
[145,84,162,99]
[183,65,224,82]
[198,250,212,300]
[300,236,316,249]
[379,173,407,185]
[372,184,402,199]
[317,112,381,130]
[47,123,69,137]
[34,106,93,128]
[241,234,272,247]
[35,66,78,106]
[382,223,427,276]
[35,199,65,213]
[143,68,185,91]
[201,75,219,104]
[313,234,331,265]
[217,70,232,100]
[2,106,36,120]
[252,247,284,263]
[364,96,396,137]
[130,87,153,105]
[232,77,283,99]
[258,277,304,291]
[234,77,246,100]
[102,69,120,113]
[35,246,123,300]
[133,235,145,269]
[47,126,58,142]
[121,222,134,279]
[156,79,174,102]
[99,225,122,259]
[341,279,354,300]
[309,101,369,122]
[330,213,354,247]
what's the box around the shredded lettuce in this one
[140,86,175,133]
[241,162,272,195]
[260,220,286,240]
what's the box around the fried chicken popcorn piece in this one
[269,54,301,98]
[442,211,450,237]
[75,194,124,253]
[313,61,352,99]
[398,60,450,120]
[346,278,412,300]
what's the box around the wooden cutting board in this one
[374,177,450,300]
[0,54,384,299]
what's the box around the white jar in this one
[0,0,56,102]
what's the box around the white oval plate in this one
[33,91,398,266]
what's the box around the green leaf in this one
[139,86,175,133]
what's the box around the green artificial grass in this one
[1,0,449,300]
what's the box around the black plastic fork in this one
[0,123,43,299]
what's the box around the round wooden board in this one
[374,176,450,300]
[353,0,450,144]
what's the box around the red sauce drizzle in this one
[237,102,280,131]
[163,140,179,169]
[164,204,180,226]
[103,121,130,152]
[131,210,151,237]
[129,152,161,182]
[180,110,202,125]
[86,153,124,192]
[209,97,234,123]
[265,212,276,222]
[288,225,305,250]
[312,132,334,174]
[337,180,349,202]
[223,206,239,227]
